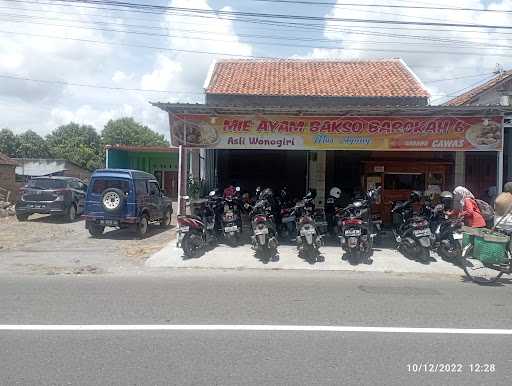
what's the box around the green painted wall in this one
[107,149,178,175]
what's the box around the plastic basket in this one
[462,233,473,249]
[474,233,508,264]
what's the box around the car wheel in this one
[160,208,172,227]
[87,221,105,237]
[16,213,29,222]
[136,214,149,238]
[65,204,77,222]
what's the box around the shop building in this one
[153,58,510,220]
[445,70,512,198]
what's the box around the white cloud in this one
[0,0,251,136]
[309,0,512,103]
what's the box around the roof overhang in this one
[152,102,512,117]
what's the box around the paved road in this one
[1,270,511,385]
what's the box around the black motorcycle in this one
[422,202,463,260]
[222,187,243,247]
[248,191,279,261]
[295,190,323,261]
[391,192,432,262]
[337,187,381,263]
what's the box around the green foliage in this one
[46,123,103,170]
[7,117,168,171]
[187,177,206,200]
[0,128,19,157]
[101,117,169,147]
[15,130,50,158]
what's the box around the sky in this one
[1,0,512,138]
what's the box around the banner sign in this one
[171,114,503,151]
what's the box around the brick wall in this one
[0,164,16,202]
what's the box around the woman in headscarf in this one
[452,186,486,228]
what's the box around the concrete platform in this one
[146,238,464,276]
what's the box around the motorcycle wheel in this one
[438,239,462,261]
[225,233,239,247]
[182,233,204,258]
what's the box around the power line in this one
[8,0,512,39]
[0,73,205,94]
[0,72,493,96]
[251,0,512,14]
[13,0,512,31]
[6,16,512,53]
[6,28,512,58]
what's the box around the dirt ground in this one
[0,213,176,275]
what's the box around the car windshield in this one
[92,178,130,194]
[26,178,66,190]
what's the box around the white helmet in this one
[329,187,342,199]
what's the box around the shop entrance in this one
[216,149,308,199]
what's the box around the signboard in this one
[171,114,503,151]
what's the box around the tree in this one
[46,123,102,170]
[0,128,19,157]
[15,130,50,158]
[101,117,169,147]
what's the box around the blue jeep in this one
[84,169,173,237]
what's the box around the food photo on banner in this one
[170,114,503,151]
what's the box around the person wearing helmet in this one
[439,191,453,210]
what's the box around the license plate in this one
[301,228,316,235]
[31,204,45,209]
[414,229,431,237]
[316,221,328,227]
[179,226,190,232]
[453,233,463,240]
[224,226,238,232]
[254,228,269,235]
[282,216,295,223]
[100,220,118,226]
[345,229,361,236]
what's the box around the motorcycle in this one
[295,190,323,261]
[422,202,463,260]
[248,191,279,261]
[222,186,243,246]
[337,187,381,263]
[177,192,219,258]
[391,192,432,262]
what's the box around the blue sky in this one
[1,0,511,137]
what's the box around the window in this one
[92,179,129,194]
[26,178,66,190]
[149,181,160,195]
[384,173,425,191]
[135,180,148,194]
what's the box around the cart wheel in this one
[460,245,504,284]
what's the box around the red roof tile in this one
[206,59,429,98]
[444,71,512,106]
[0,152,16,166]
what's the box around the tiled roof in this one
[205,59,430,98]
[0,152,16,166]
[444,71,512,106]
[106,144,178,153]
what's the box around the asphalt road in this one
[1,270,512,385]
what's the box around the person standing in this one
[494,182,512,230]
[452,186,486,228]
